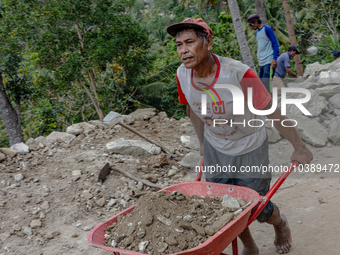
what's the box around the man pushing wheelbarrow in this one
[166,18,313,254]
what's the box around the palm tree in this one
[227,0,256,73]
[282,0,303,76]
[256,0,267,25]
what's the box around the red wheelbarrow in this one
[88,157,298,255]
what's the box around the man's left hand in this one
[291,144,313,165]
[271,59,277,69]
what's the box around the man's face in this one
[290,50,297,57]
[249,21,259,30]
[175,29,211,69]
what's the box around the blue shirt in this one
[255,25,280,66]
[274,52,291,78]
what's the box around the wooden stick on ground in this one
[111,165,163,189]
[117,121,172,156]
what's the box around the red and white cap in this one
[166,18,215,37]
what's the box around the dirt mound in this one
[104,191,249,254]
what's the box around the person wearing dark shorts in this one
[167,17,313,254]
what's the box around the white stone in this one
[103,111,122,124]
[180,135,200,150]
[72,170,82,176]
[316,85,340,99]
[0,152,5,162]
[306,46,318,56]
[106,139,161,156]
[26,138,38,151]
[179,151,201,168]
[46,132,76,144]
[66,122,96,136]
[303,62,324,78]
[35,136,48,145]
[168,169,177,176]
[290,115,328,147]
[10,143,30,154]
[14,174,24,181]
[23,227,32,236]
[30,219,42,229]
[139,241,149,252]
[328,116,340,145]
[329,93,340,109]
[222,194,240,211]
[107,199,117,207]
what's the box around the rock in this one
[307,46,318,56]
[96,198,106,207]
[180,135,200,150]
[121,115,135,125]
[318,70,340,86]
[334,109,340,116]
[11,143,30,154]
[106,139,161,156]
[35,136,48,146]
[290,115,328,147]
[139,241,149,252]
[137,182,143,190]
[72,170,82,176]
[287,89,328,116]
[211,213,234,232]
[46,132,76,144]
[165,236,178,246]
[83,190,93,199]
[0,152,5,162]
[158,111,168,120]
[41,201,49,210]
[222,195,240,211]
[286,81,320,90]
[179,151,201,168]
[107,199,117,207]
[328,116,340,145]
[303,62,324,78]
[14,174,24,181]
[156,215,172,226]
[23,227,32,236]
[129,108,158,121]
[66,122,96,136]
[329,94,340,109]
[191,222,205,236]
[30,219,42,229]
[0,148,17,157]
[157,242,168,253]
[103,111,122,124]
[26,138,38,151]
[315,85,340,99]
[148,154,168,167]
[168,169,177,176]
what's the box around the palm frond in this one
[145,61,181,84]
[141,81,168,95]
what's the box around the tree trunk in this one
[282,0,303,76]
[0,73,24,146]
[227,0,257,73]
[256,0,267,25]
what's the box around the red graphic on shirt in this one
[212,101,225,114]
[262,36,265,39]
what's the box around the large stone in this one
[315,85,340,99]
[306,46,318,56]
[328,116,340,145]
[129,108,158,121]
[286,81,320,90]
[35,136,48,146]
[287,90,327,116]
[303,62,324,78]
[179,151,201,168]
[0,148,17,157]
[26,138,38,151]
[290,115,328,147]
[46,132,76,144]
[106,139,161,156]
[317,71,340,86]
[11,143,30,154]
[66,122,96,136]
[103,111,122,124]
[0,152,5,162]
[180,135,200,150]
[329,93,340,109]
[158,111,168,120]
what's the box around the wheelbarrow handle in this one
[246,161,299,226]
[194,156,204,181]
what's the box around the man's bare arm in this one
[265,101,313,164]
[285,67,298,78]
[187,105,204,155]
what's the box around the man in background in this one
[272,46,300,94]
[333,50,340,59]
[248,14,279,93]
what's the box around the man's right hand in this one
[291,144,313,165]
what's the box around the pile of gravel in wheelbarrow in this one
[104,191,251,254]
